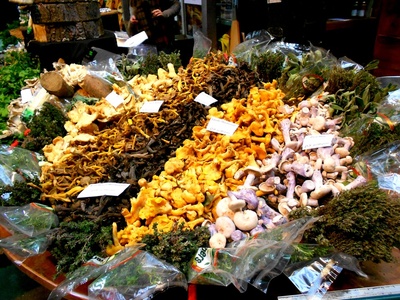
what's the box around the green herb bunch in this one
[22,102,68,153]
[0,21,21,50]
[0,178,42,207]
[142,223,210,276]
[325,60,396,127]
[140,50,182,76]
[48,220,113,277]
[0,50,40,131]
[252,50,285,84]
[289,180,400,263]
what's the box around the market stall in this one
[1,1,400,299]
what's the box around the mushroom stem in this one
[285,171,296,199]
[343,175,367,191]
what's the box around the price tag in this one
[206,117,238,136]
[77,183,130,198]
[106,91,124,108]
[194,92,218,106]
[20,88,33,104]
[140,100,164,113]
[123,31,148,48]
[302,134,334,150]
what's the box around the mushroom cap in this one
[209,232,227,248]
[215,197,234,219]
[228,199,246,211]
[310,185,332,199]
[233,210,258,231]
[258,182,276,194]
[215,216,236,238]
[278,201,291,218]
[243,165,262,175]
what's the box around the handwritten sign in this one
[302,134,334,150]
[206,117,238,136]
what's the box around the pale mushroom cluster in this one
[206,92,367,248]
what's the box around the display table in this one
[26,30,122,71]
[1,223,400,299]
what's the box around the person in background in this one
[128,0,181,53]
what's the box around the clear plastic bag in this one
[284,252,367,298]
[187,247,247,293]
[354,141,400,193]
[48,244,144,300]
[0,145,42,186]
[88,249,187,300]
[0,229,57,259]
[0,203,59,237]
[233,30,274,66]
[230,217,318,293]
[188,217,317,294]
[192,29,212,59]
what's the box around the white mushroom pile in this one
[206,93,367,248]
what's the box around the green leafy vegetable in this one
[142,223,210,276]
[289,180,400,263]
[48,220,113,277]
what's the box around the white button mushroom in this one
[209,232,227,248]
[233,210,258,231]
[215,216,236,238]
[215,197,234,219]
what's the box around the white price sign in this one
[302,134,335,150]
[206,117,238,136]
[140,100,164,113]
[20,88,33,104]
[106,91,124,108]
[194,92,218,106]
[77,183,130,198]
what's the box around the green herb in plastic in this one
[142,223,210,276]
[22,102,68,153]
[289,180,400,263]
[0,50,40,131]
[48,220,113,277]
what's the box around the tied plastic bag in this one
[230,217,318,293]
[48,244,144,300]
[0,203,59,237]
[193,29,212,59]
[232,29,274,66]
[189,217,317,294]
[0,229,57,259]
[0,145,42,186]
[88,249,187,300]
[284,251,367,298]
[354,141,400,193]
[275,42,338,100]
[188,247,247,293]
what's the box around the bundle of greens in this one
[0,21,20,50]
[142,223,211,276]
[0,50,40,131]
[115,50,182,80]
[48,220,113,277]
[0,178,42,207]
[325,60,397,127]
[251,50,285,84]
[289,180,400,263]
[22,102,68,154]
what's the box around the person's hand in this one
[151,9,163,18]
[130,15,138,24]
